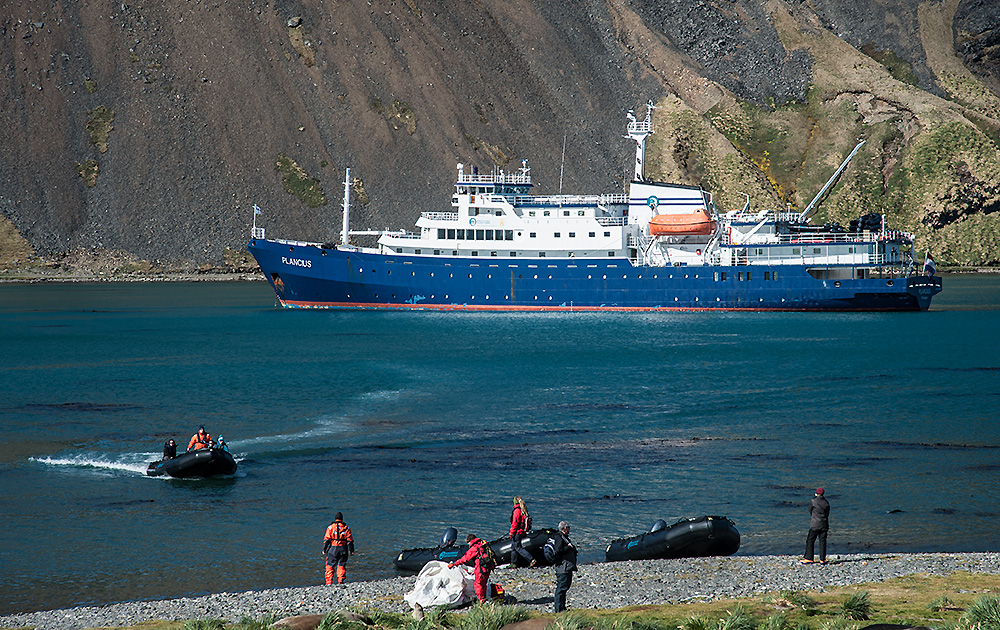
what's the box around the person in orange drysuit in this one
[187,426,212,451]
[323,512,355,584]
[449,534,493,602]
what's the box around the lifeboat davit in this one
[649,209,716,236]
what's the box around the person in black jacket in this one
[802,488,830,564]
[550,521,577,613]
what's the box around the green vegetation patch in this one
[373,98,418,135]
[275,154,327,207]
[859,44,919,86]
[86,105,114,153]
[75,159,99,187]
[84,77,97,93]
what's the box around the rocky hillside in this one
[1,0,998,270]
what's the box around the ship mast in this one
[626,101,656,181]
[340,167,351,246]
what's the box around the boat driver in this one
[162,438,177,460]
[187,426,213,451]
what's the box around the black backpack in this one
[478,541,498,571]
[543,535,558,562]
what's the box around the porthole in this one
[468,274,473,279]
[410,271,414,276]
[887,280,894,287]
[694,297,699,302]
[623,274,627,279]
[485,295,490,299]
[674,297,678,301]
[588,275,592,279]
[602,275,607,279]
[430,272,434,277]
[449,273,453,278]
[716,297,720,301]
[834,281,841,287]
[359,268,364,273]
[533,274,538,279]
[548,275,552,279]
[488,274,492,279]
[548,296,553,300]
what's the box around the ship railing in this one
[503,193,628,207]
[421,212,459,221]
[596,216,628,226]
[459,172,531,185]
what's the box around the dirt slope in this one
[1,0,997,269]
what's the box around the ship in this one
[247,103,942,311]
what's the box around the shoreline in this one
[3,552,1000,629]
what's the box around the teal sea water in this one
[1,275,998,614]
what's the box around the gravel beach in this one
[3,553,999,629]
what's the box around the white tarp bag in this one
[403,561,476,609]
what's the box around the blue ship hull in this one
[248,238,942,311]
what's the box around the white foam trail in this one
[30,453,153,476]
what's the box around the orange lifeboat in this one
[648,208,716,236]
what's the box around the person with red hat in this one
[802,488,830,564]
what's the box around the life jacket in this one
[189,431,211,450]
[326,520,353,545]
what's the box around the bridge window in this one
[764,271,770,280]
[554,232,561,238]
[589,232,595,237]
[457,229,465,239]
[485,230,494,240]
[530,232,536,238]
[578,210,585,216]
[505,230,513,240]
[476,229,484,240]
[563,210,570,217]
[604,232,611,237]
[569,232,576,238]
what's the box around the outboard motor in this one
[650,519,668,533]
[440,526,458,549]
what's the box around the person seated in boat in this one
[162,438,177,460]
[187,426,213,451]
[216,435,229,452]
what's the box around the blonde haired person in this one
[508,496,536,567]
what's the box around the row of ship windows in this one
[356,268,779,282]
[435,229,612,240]
[407,250,619,257]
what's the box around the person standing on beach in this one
[802,488,830,564]
[323,512,355,584]
[549,521,577,613]
[508,496,536,568]
[449,534,494,602]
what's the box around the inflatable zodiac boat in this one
[146,448,237,478]
[605,515,740,562]
[394,527,559,573]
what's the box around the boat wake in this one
[29,453,154,476]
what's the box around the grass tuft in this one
[717,605,757,630]
[454,601,530,630]
[961,594,1000,627]
[840,590,873,620]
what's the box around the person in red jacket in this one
[323,512,355,584]
[448,534,492,602]
[187,426,212,451]
[509,496,536,567]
